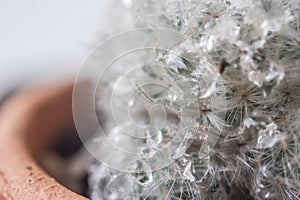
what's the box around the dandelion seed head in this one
[88,0,300,199]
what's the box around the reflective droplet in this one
[128,97,135,107]
[183,161,195,181]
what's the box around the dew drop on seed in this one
[128,97,135,107]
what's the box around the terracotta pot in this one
[0,83,88,200]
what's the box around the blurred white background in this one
[0,0,115,98]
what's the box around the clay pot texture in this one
[0,83,88,200]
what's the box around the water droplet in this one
[128,97,135,107]
[165,53,187,73]
[200,81,216,99]
[141,148,157,158]
[183,161,195,181]
[265,192,271,199]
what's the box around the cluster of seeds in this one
[88,0,300,199]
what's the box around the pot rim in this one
[0,83,88,200]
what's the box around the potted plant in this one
[0,83,87,200]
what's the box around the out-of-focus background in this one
[0,0,115,99]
